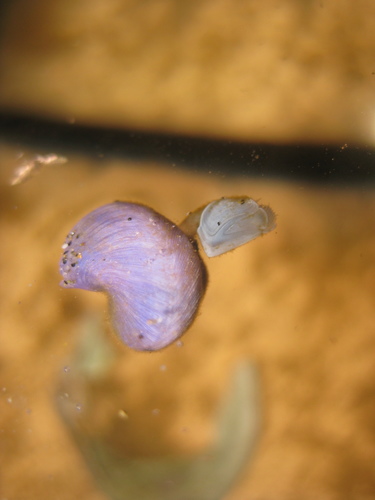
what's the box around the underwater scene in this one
[1,1,375,499]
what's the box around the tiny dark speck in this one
[71,263,76,267]
[128,217,132,221]
[217,221,221,226]
[138,334,144,340]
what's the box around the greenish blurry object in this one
[56,317,261,500]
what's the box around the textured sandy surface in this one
[1,144,375,499]
[1,0,375,144]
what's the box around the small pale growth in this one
[118,409,129,420]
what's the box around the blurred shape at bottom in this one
[55,316,261,500]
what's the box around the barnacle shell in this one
[59,202,207,351]
[197,197,276,257]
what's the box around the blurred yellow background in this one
[1,1,375,499]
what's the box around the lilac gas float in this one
[59,197,275,351]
